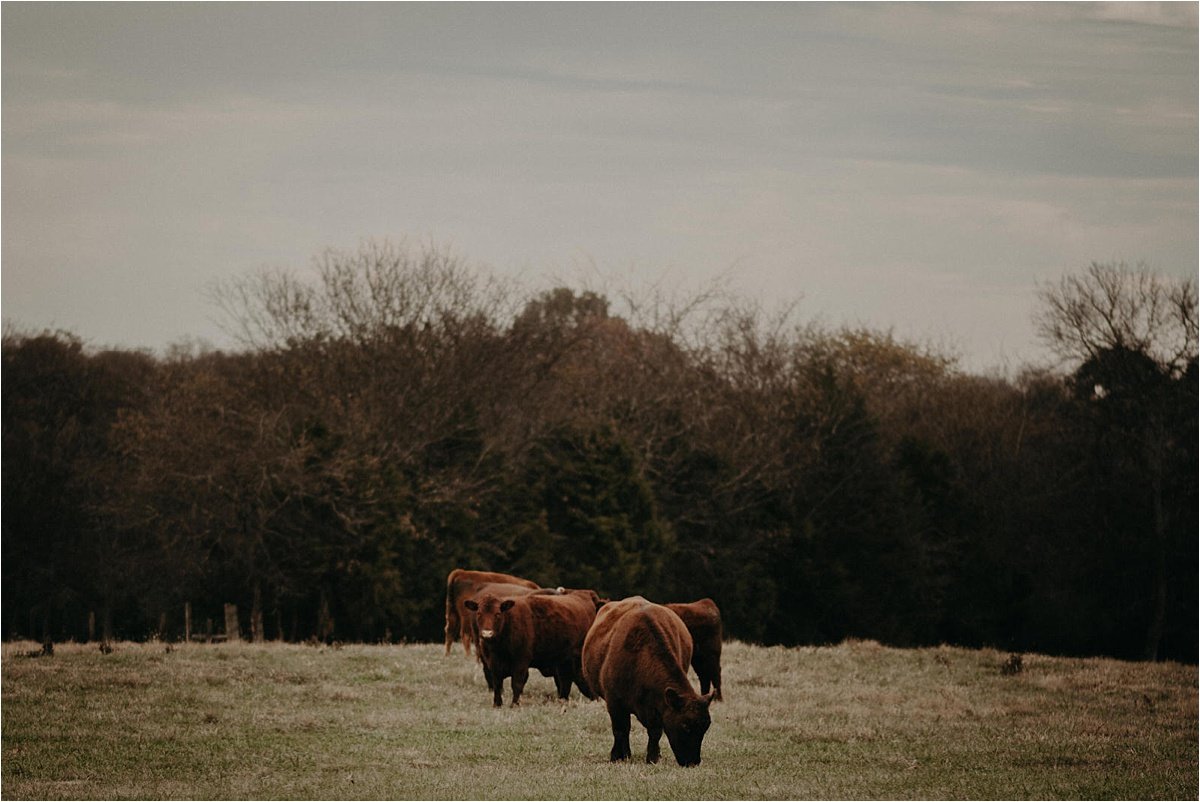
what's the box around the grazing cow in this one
[582,596,715,766]
[444,569,539,656]
[464,589,600,707]
[665,599,724,701]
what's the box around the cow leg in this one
[692,656,709,696]
[444,606,457,656]
[554,663,573,700]
[572,657,594,700]
[646,725,663,764]
[492,676,505,708]
[460,609,475,656]
[477,643,495,691]
[574,674,595,700]
[607,704,632,762]
[702,654,723,701]
[510,666,529,707]
[696,656,722,701]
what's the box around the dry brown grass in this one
[2,638,1195,799]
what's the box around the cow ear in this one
[500,599,515,612]
[665,687,685,711]
[463,600,478,611]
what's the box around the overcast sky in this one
[3,2,1196,372]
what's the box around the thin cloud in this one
[1,3,1195,372]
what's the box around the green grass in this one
[2,638,1195,799]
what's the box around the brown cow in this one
[664,599,724,701]
[466,583,574,691]
[582,596,715,766]
[464,589,600,707]
[444,569,539,656]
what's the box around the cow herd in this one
[444,568,723,767]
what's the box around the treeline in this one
[3,244,1196,661]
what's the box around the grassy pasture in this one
[1,638,1195,799]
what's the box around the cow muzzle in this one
[480,629,494,640]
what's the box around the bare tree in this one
[208,239,516,350]
[1035,261,1197,660]
[1035,261,1196,377]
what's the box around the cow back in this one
[664,599,723,659]
[664,599,721,641]
[448,569,539,598]
[525,591,600,663]
[583,596,693,703]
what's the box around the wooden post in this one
[224,603,240,641]
[157,611,168,641]
[205,618,213,643]
[184,603,192,643]
[316,592,333,643]
[251,586,264,644]
[87,611,96,643]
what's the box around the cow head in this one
[463,595,515,642]
[662,687,715,767]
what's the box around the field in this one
[2,638,1195,800]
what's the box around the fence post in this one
[87,611,96,643]
[251,586,264,644]
[184,603,192,643]
[224,603,240,642]
[317,592,334,643]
